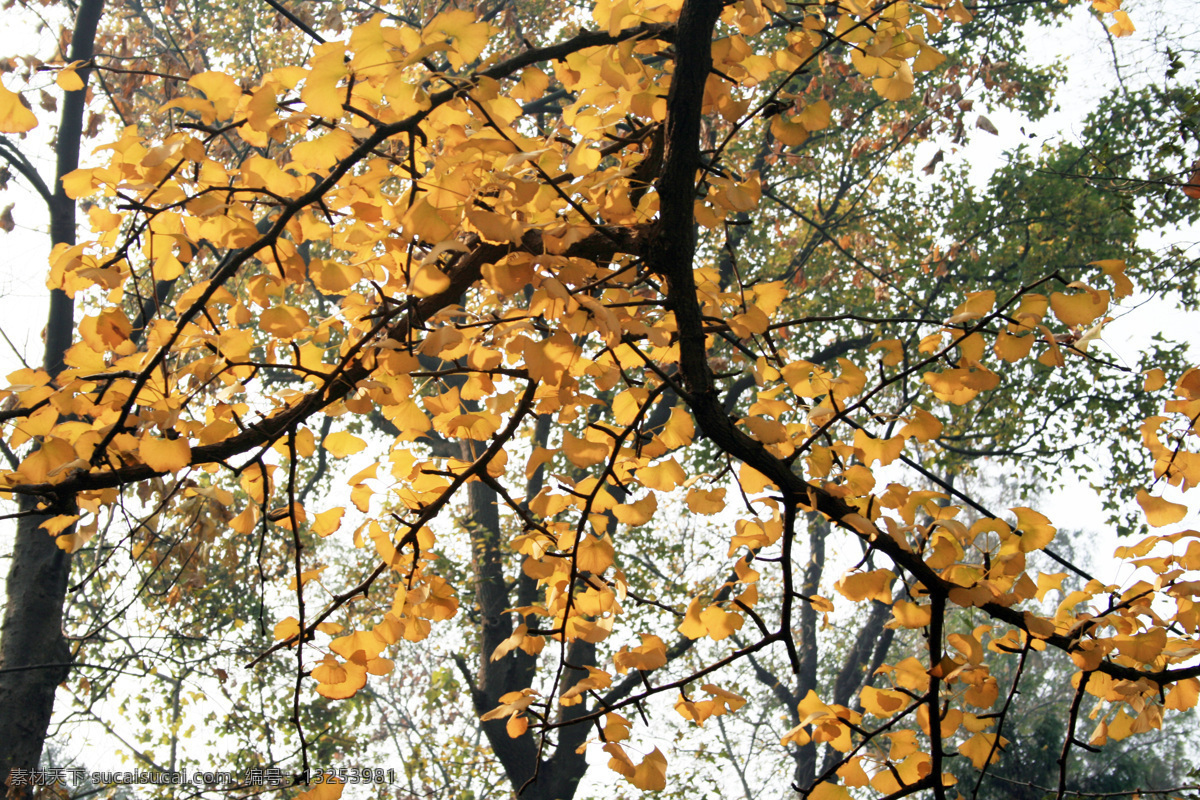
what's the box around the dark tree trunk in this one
[791,515,828,789]
[0,0,103,791]
[459,420,596,800]
[0,501,74,791]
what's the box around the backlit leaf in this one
[577,534,614,574]
[188,71,242,119]
[0,77,37,133]
[260,305,310,338]
[1136,489,1187,527]
[808,782,851,800]
[274,617,300,641]
[311,508,346,537]
[835,569,894,603]
[323,431,367,458]
[1050,289,1109,327]
[297,779,344,800]
[139,436,191,473]
[628,747,667,791]
[686,487,726,514]
[56,62,86,92]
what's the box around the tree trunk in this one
[457,412,598,800]
[790,514,827,789]
[0,0,104,791]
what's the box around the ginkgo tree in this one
[0,0,407,785]
[1,0,1199,797]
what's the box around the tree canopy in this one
[1,0,1198,797]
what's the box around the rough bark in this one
[0,501,75,793]
[461,433,593,800]
[791,515,828,788]
[0,0,104,792]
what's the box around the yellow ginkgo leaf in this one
[139,436,191,473]
[699,604,743,640]
[297,779,344,800]
[322,431,367,458]
[409,263,452,297]
[427,9,491,69]
[40,514,82,536]
[1108,9,1135,36]
[1050,289,1109,327]
[311,654,346,684]
[923,369,982,405]
[311,507,345,537]
[837,759,870,788]
[853,429,904,466]
[404,198,456,244]
[260,305,310,339]
[506,714,528,738]
[0,77,37,133]
[995,329,1034,362]
[187,70,243,119]
[577,534,615,574]
[900,407,943,442]
[1012,506,1056,552]
[311,259,361,294]
[228,506,258,535]
[292,128,357,171]
[1091,259,1134,298]
[614,635,668,674]
[467,208,523,244]
[869,338,903,366]
[300,42,348,119]
[330,629,386,661]
[796,99,831,131]
[637,457,685,491]
[1165,678,1200,711]
[273,616,300,641]
[890,601,931,629]
[612,494,658,526]
[770,114,809,146]
[835,569,894,603]
[604,742,636,778]
[872,62,915,100]
[56,62,86,92]
[562,431,609,468]
[1136,489,1187,528]
[315,671,366,700]
[686,487,726,514]
[1114,627,1166,664]
[808,781,852,800]
[859,685,909,718]
[628,747,668,791]
[958,733,1006,768]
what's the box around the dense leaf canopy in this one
[0,0,1198,797]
